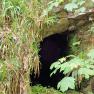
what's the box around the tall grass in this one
[0,0,64,94]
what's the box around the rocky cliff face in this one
[42,7,94,39]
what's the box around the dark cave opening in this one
[31,30,73,88]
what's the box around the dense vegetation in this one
[0,0,94,94]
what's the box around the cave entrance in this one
[31,30,72,88]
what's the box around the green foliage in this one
[43,0,64,16]
[0,58,20,82]
[64,0,86,13]
[0,60,7,81]
[78,68,94,79]
[0,0,64,93]
[64,3,78,12]
[1,0,93,93]
[48,0,64,11]
[50,48,94,92]
[45,16,58,26]
[57,77,75,92]
[32,85,64,94]
[0,0,63,76]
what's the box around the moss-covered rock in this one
[42,10,69,38]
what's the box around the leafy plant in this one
[64,0,86,13]
[31,85,64,94]
[50,49,94,92]
[57,77,75,92]
[42,0,64,17]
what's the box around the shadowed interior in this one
[31,30,72,88]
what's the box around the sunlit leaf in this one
[64,3,78,11]
[57,77,75,92]
[72,41,80,46]
[77,0,85,6]
[77,7,86,13]
[50,61,61,70]
[78,68,94,79]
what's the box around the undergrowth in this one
[31,85,63,94]
[31,85,80,94]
